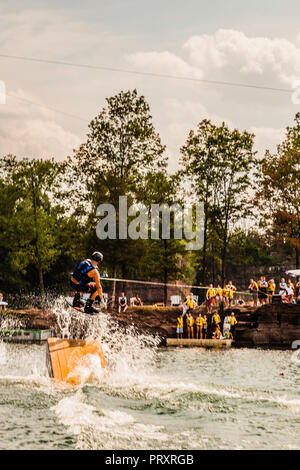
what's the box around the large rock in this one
[231,303,300,348]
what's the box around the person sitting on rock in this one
[212,311,221,336]
[212,324,222,340]
[118,292,128,313]
[132,294,143,306]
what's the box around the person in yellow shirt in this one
[213,324,222,339]
[215,284,223,306]
[226,281,236,306]
[202,314,208,339]
[230,312,237,338]
[267,279,276,303]
[184,292,197,314]
[248,279,258,306]
[206,284,215,314]
[212,311,221,335]
[257,276,268,305]
[176,313,184,339]
[196,313,203,339]
[186,312,194,339]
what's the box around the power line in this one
[101,276,250,296]
[0,52,292,94]
[7,92,87,122]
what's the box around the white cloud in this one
[0,89,81,159]
[0,9,297,168]
[0,7,135,160]
[128,28,300,87]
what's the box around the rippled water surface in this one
[0,299,299,450]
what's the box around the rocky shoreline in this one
[0,303,300,349]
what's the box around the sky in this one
[0,0,300,170]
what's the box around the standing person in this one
[226,281,236,306]
[202,315,208,339]
[286,280,295,303]
[186,312,194,339]
[230,312,238,339]
[215,285,223,306]
[257,276,268,305]
[176,313,184,340]
[185,292,197,314]
[70,252,107,314]
[196,313,203,339]
[118,292,128,313]
[206,284,215,314]
[248,279,258,306]
[268,279,276,302]
[279,278,288,301]
[223,284,230,308]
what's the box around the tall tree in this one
[0,156,66,308]
[69,89,167,302]
[181,120,256,284]
[181,120,219,284]
[256,114,300,267]
[135,170,189,304]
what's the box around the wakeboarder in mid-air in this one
[70,251,107,314]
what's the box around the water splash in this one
[50,296,160,388]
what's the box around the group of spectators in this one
[177,304,237,341]
[205,281,237,313]
[248,276,300,305]
[203,276,300,309]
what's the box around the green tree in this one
[181,120,256,283]
[69,89,167,302]
[256,114,300,267]
[135,171,190,304]
[181,119,219,284]
[0,156,66,308]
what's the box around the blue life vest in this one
[72,259,97,285]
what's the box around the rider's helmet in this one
[91,251,103,263]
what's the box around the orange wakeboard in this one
[47,337,106,385]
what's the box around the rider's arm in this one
[95,275,104,302]
[88,269,104,302]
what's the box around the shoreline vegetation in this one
[0,89,299,309]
